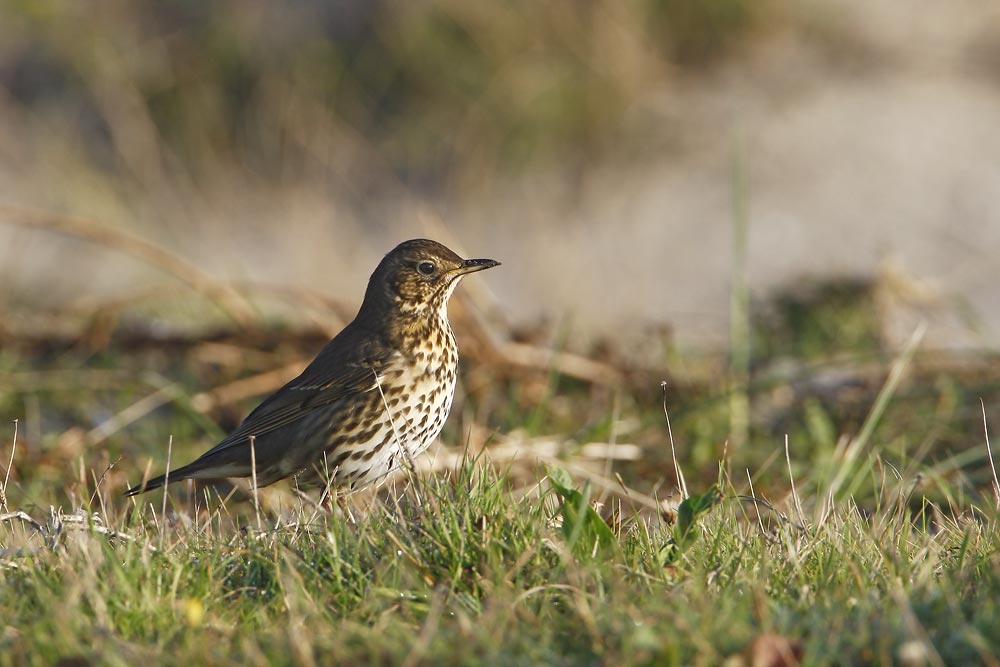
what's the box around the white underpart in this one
[332,276,462,486]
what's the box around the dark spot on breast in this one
[355,425,380,442]
[327,450,351,468]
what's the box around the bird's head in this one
[362,239,500,320]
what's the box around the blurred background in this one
[2,0,1000,504]
[3,0,1000,345]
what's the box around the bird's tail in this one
[125,464,201,495]
[124,473,170,496]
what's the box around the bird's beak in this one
[453,258,501,275]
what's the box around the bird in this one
[125,239,500,496]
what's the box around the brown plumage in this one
[125,239,499,496]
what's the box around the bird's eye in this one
[417,261,436,275]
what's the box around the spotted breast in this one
[313,323,459,489]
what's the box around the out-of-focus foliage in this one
[0,0,771,191]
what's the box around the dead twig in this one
[0,204,255,327]
[0,510,44,533]
[1,508,154,551]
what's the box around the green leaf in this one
[662,485,721,565]
[676,484,720,540]
[546,466,617,557]
[546,466,577,497]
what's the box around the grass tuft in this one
[1,449,999,665]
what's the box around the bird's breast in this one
[322,329,458,488]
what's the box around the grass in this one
[4,310,1000,667]
[2,454,999,666]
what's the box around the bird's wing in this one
[194,329,401,460]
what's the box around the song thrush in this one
[125,239,499,496]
